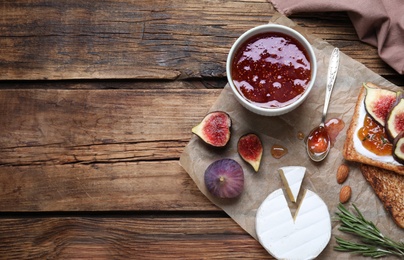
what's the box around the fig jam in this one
[297,131,305,140]
[307,126,329,155]
[325,118,345,146]
[271,144,288,159]
[231,32,311,108]
[307,118,344,155]
[358,114,392,156]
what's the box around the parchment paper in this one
[180,14,404,259]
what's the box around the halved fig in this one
[386,98,404,141]
[237,133,263,172]
[393,131,404,164]
[364,82,397,126]
[192,111,231,147]
[204,158,244,198]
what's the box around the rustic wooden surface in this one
[0,1,403,259]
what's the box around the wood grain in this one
[0,217,272,259]
[0,1,400,81]
[0,89,222,211]
[0,161,218,211]
[0,0,273,80]
[0,89,221,149]
[0,1,402,258]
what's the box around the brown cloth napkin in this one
[269,0,404,75]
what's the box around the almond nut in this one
[336,164,349,184]
[339,185,351,204]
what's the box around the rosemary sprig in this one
[334,203,404,258]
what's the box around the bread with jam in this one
[343,83,404,175]
[343,82,404,228]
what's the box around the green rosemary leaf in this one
[334,203,404,258]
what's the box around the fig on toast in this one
[386,98,404,141]
[364,83,397,126]
[237,133,263,172]
[192,111,231,147]
[392,131,404,164]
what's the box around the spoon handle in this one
[321,48,340,124]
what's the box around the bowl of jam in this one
[226,24,317,116]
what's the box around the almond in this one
[339,185,351,204]
[336,164,349,184]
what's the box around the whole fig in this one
[204,158,244,198]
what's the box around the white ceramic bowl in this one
[226,24,317,116]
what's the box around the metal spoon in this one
[307,48,340,162]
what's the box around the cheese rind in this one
[278,166,306,203]
[256,189,331,260]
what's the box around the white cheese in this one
[353,98,400,165]
[278,166,306,203]
[256,189,331,260]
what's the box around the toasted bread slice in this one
[360,164,404,228]
[343,83,404,175]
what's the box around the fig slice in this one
[393,131,404,164]
[364,82,397,126]
[386,98,404,141]
[204,158,244,198]
[237,133,263,172]
[192,111,231,147]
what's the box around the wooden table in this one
[1,1,403,259]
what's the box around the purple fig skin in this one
[204,158,244,199]
[192,111,231,147]
[392,131,404,164]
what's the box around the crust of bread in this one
[342,83,404,175]
[360,164,404,229]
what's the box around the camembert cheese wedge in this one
[278,166,305,203]
[256,166,331,259]
[256,188,331,260]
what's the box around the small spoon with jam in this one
[307,48,340,162]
